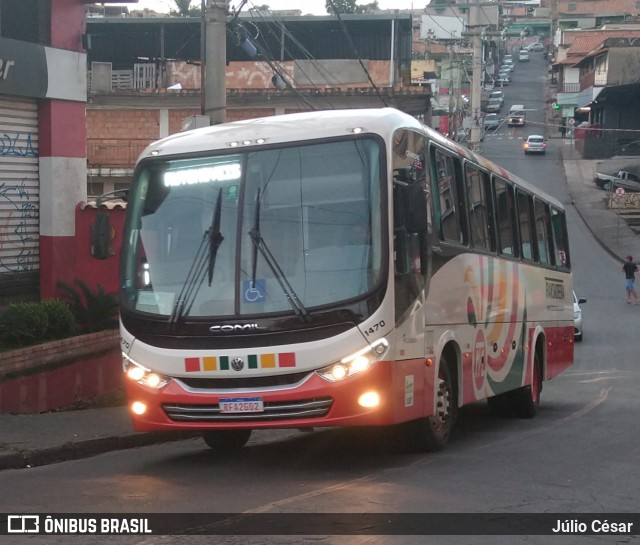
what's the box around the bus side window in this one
[433,148,465,244]
[550,207,570,269]
[493,177,517,257]
[465,164,494,252]
[534,199,553,266]
[516,189,535,261]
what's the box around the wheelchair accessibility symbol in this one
[243,279,266,303]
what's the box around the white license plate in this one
[219,397,264,414]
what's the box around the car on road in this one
[500,63,514,73]
[523,135,547,154]
[518,50,530,62]
[496,77,510,87]
[507,105,526,126]
[489,90,504,106]
[498,71,512,82]
[527,42,544,52]
[485,98,502,113]
[483,113,500,130]
[574,291,587,342]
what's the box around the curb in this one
[0,431,198,471]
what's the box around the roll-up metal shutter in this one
[0,96,39,302]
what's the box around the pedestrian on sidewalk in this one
[622,255,640,304]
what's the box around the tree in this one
[170,0,201,17]
[325,0,358,15]
[355,1,379,14]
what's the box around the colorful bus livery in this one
[118,108,574,452]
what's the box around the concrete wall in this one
[0,330,121,414]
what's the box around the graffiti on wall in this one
[0,130,40,273]
[0,131,38,158]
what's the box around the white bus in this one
[119,108,574,452]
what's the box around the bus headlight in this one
[316,338,389,382]
[122,353,169,390]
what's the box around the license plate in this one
[219,397,264,413]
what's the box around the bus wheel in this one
[404,359,456,452]
[488,353,541,419]
[202,429,252,450]
[512,353,542,419]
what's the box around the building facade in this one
[0,0,90,306]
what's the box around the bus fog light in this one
[358,391,380,408]
[131,401,147,415]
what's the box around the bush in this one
[41,299,76,340]
[0,302,49,348]
[56,279,119,333]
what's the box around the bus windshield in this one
[120,138,384,320]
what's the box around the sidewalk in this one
[0,405,196,470]
[1,149,639,472]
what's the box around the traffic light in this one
[552,102,560,110]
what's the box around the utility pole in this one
[203,0,228,125]
[467,2,483,152]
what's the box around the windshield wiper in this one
[249,188,309,321]
[207,190,224,286]
[169,189,224,327]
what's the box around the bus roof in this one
[139,108,421,159]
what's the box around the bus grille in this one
[162,397,333,423]
[177,371,310,389]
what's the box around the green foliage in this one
[0,302,48,348]
[326,0,357,15]
[355,1,379,13]
[40,299,76,340]
[170,0,201,16]
[56,279,119,334]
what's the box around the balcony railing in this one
[562,82,580,93]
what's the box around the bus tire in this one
[202,429,252,450]
[487,352,541,419]
[404,357,456,452]
[512,351,542,419]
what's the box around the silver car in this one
[483,113,500,130]
[485,98,502,113]
[523,135,547,154]
[574,291,587,342]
